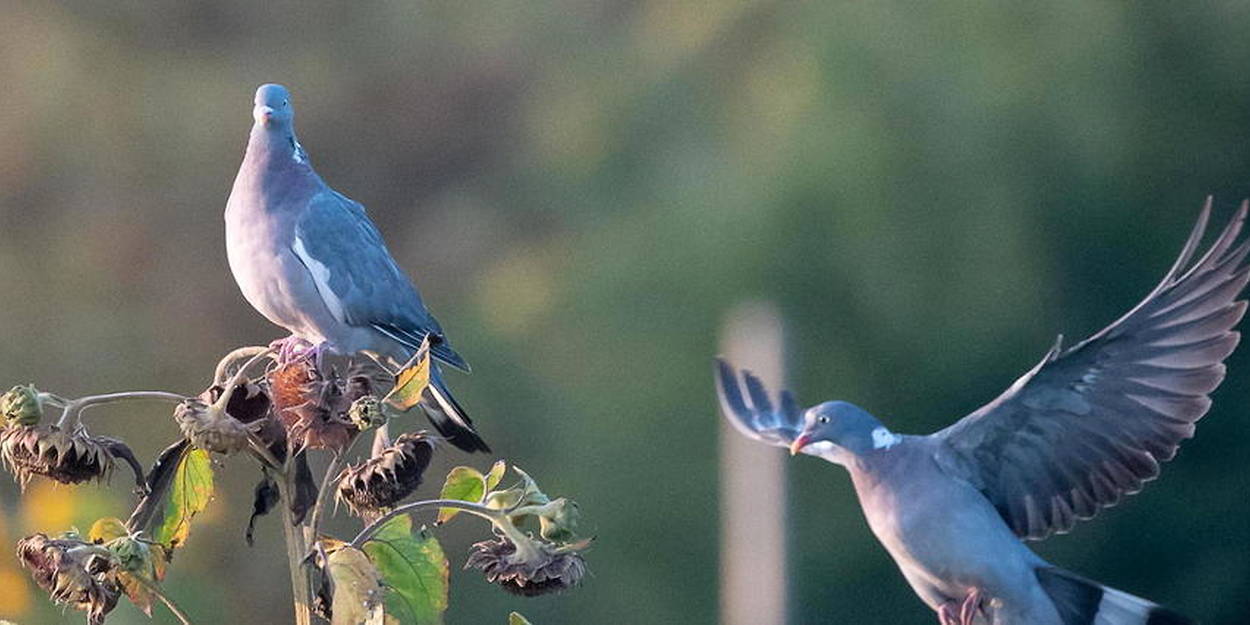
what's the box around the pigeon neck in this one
[245,124,310,171]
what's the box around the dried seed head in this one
[268,355,370,451]
[337,433,435,519]
[1,384,44,426]
[347,395,386,431]
[465,537,588,597]
[0,425,116,489]
[16,533,120,624]
[174,398,253,455]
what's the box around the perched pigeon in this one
[716,202,1248,625]
[225,83,488,452]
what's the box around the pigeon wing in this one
[291,191,469,370]
[715,358,804,447]
[934,200,1250,540]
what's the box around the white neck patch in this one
[871,426,901,450]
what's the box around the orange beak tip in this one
[789,435,810,456]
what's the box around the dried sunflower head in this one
[268,354,372,451]
[0,384,43,426]
[17,533,120,624]
[337,432,435,519]
[1,425,117,489]
[174,398,253,455]
[465,536,588,597]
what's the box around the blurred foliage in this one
[2,1,1250,623]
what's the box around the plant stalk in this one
[350,499,508,549]
[277,470,315,625]
[130,575,196,625]
[55,391,186,428]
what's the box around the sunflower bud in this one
[337,433,435,519]
[347,395,385,431]
[174,398,252,455]
[1,384,43,426]
[0,425,117,489]
[465,536,588,597]
[16,533,120,624]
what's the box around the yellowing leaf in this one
[436,467,485,524]
[117,572,155,616]
[152,447,213,550]
[327,546,384,625]
[384,346,431,412]
[484,460,507,491]
[509,613,533,625]
[88,517,128,543]
[363,515,448,625]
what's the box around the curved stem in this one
[129,575,196,625]
[214,347,277,411]
[350,499,506,549]
[213,345,272,386]
[55,392,187,428]
[307,430,365,542]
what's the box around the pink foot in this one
[938,589,983,625]
[270,336,314,364]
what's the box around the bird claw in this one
[938,589,983,625]
[271,336,314,365]
[959,588,982,625]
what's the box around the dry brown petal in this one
[267,355,373,451]
[1,425,114,489]
[16,533,120,624]
[336,433,435,519]
[465,538,587,597]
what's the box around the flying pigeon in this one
[716,202,1248,625]
[225,83,488,453]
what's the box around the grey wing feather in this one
[715,358,803,447]
[293,192,469,371]
[934,199,1250,541]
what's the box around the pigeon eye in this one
[818,416,830,424]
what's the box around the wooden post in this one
[719,301,788,625]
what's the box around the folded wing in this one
[934,200,1250,540]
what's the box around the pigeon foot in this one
[271,335,313,364]
[937,588,982,625]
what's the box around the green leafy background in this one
[0,2,1249,624]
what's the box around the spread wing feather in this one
[934,200,1250,540]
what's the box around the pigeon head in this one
[789,401,898,459]
[253,83,294,130]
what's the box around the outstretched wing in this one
[934,200,1250,541]
[292,191,468,371]
[715,358,804,447]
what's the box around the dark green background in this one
[1,2,1248,623]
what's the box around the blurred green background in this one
[2,2,1250,623]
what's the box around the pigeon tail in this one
[1035,567,1192,625]
[420,366,490,453]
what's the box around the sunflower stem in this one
[212,345,273,386]
[277,467,315,625]
[129,575,196,625]
[55,392,188,428]
[350,499,510,549]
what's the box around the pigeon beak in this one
[789,434,813,456]
[255,106,276,124]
